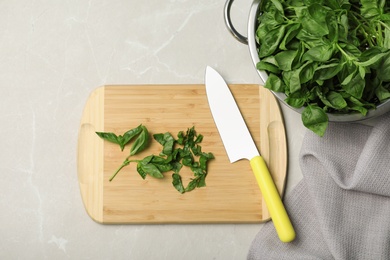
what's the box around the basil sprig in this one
[95,124,143,151]
[95,126,214,193]
[257,0,390,136]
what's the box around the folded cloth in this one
[248,112,390,260]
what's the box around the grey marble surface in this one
[0,0,304,259]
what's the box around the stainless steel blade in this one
[205,66,260,162]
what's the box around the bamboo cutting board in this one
[77,84,287,224]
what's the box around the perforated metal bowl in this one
[224,0,390,122]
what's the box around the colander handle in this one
[224,0,248,45]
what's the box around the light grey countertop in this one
[1,0,305,259]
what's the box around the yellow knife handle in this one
[250,155,296,243]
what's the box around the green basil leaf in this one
[300,61,317,84]
[136,162,147,179]
[149,156,173,172]
[259,25,286,58]
[130,126,149,155]
[96,125,143,151]
[317,89,347,110]
[326,91,348,109]
[185,179,198,193]
[153,133,164,144]
[341,71,365,99]
[154,163,173,173]
[378,53,390,81]
[326,0,341,11]
[191,145,202,156]
[196,175,207,188]
[182,155,193,167]
[285,90,307,108]
[195,134,203,144]
[95,132,120,146]
[289,69,302,93]
[381,13,390,21]
[172,162,183,174]
[315,62,342,81]
[153,132,175,156]
[360,0,381,18]
[302,44,334,62]
[275,50,298,71]
[295,5,329,36]
[199,155,210,171]
[265,73,286,92]
[121,125,143,150]
[257,60,280,74]
[141,155,154,164]
[375,84,390,102]
[384,26,390,49]
[280,23,301,50]
[337,13,348,42]
[172,173,185,194]
[270,0,284,13]
[140,163,163,179]
[358,51,389,68]
[176,131,184,145]
[341,43,362,58]
[301,105,328,137]
[191,166,205,177]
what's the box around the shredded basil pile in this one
[256,0,390,136]
[96,126,214,193]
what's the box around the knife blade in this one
[205,66,295,243]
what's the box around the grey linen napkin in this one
[248,112,390,260]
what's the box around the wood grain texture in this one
[77,84,287,224]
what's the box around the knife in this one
[205,66,295,243]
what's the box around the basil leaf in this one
[136,163,147,179]
[326,91,348,109]
[299,61,317,84]
[153,132,175,156]
[302,44,334,62]
[378,52,390,81]
[360,0,381,18]
[295,5,329,36]
[176,131,185,145]
[257,60,280,74]
[172,173,185,193]
[95,132,120,145]
[96,124,143,151]
[138,162,163,179]
[285,90,307,108]
[275,50,298,71]
[185,179,198,193]
[280,23,301,50]
[196,175,207,188]
[301,105,328,137]
[289,69,302,93]
[375,84,390,102]
[259,25,286,58]
[130,126,149,155]
[315,62,342,81]
[270,0,283,13]
[265,73,286,92]
[182,155,194,167]
[195,134,203,144]
[385,26,390,49]
[121,125,143,148]
[358,51,389,68]
[172,161,183,174]
[341,71,365,99]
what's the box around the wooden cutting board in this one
[77,84,287,224]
